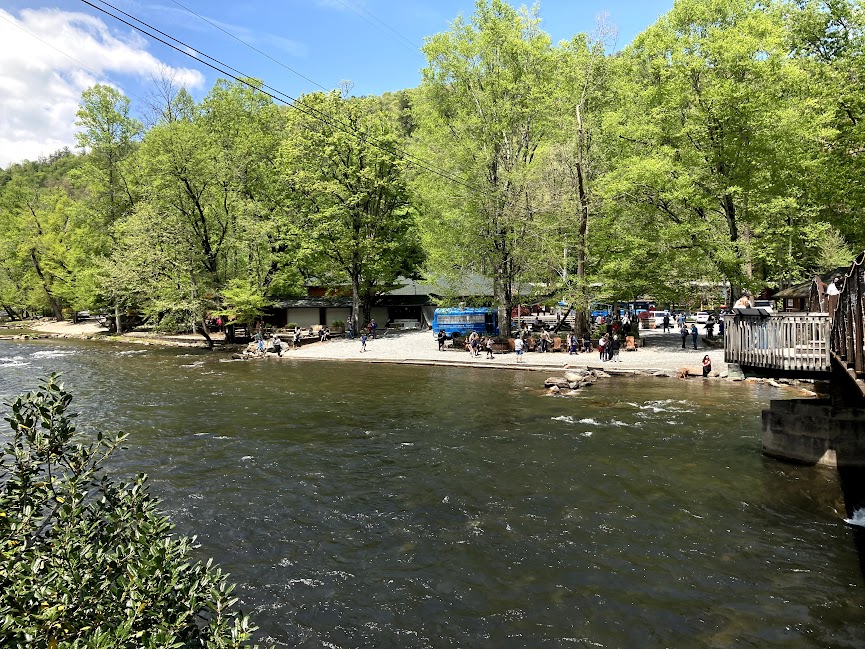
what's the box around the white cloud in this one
[0,7,205,168]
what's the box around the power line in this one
[331,0,422,54]
[165,0,330,92]
[79,0,484,195]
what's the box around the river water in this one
[1,338,863,648]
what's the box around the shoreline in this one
[0,319,818,394]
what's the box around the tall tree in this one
[414,0,558,328]
[278,90,423,331]
[74,84,141,330]
[601,0,837,300]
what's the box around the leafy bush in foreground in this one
[0,375,261,648]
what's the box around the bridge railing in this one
[830,251,865,377]
[724,313,831,372]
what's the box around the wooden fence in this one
[830,251,865,377]
[724,313,831,373]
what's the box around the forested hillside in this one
[1,0,862,333]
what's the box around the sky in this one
[0,0,674,168]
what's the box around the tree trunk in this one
[197,317,213,350]
[2,305,21,321]
[574,105,591,340]
[114,303,122,335]
[30,250,63,320]
[351,278,361,334]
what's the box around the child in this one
[485,336,494,359]
[360,330,368,352]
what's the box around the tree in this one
[75,85,142,331]
[531,22,616,334]
[115,79,291,345]
[600,0,837,300]
[414,0,559,330]
[279,90,423,331]
[0,155,85,320]
[0,375,261,647]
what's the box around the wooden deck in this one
[724,313,831,373]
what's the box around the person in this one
[370,318,377,339]
[702,354,712,377]
[568,333,578,355]
[438,329,446,351]
[705,314,715,338]
[514,335,524,362]
[677,312,685,328]
[610,334,621,362]
[485,336,494,359]
[827,275,841,296]
[691,323,699,350]
[583,336,591,353]
[346,321,354,339]
[319,325,330,342]
[272,334,282,357]
[734,290,753,309]
[718,314,725,337]
[292,327,301,350]
[469,331,480,357]
[598,333,607,361]
[662,313,670,333]
[540,329,551,352]
[681,323,689,349]
[360,329,368,352]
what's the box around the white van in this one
[650,310,671,327]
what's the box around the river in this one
[1,338,863,648]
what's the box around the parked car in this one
[651,310,672,327]
[694,311,711,324]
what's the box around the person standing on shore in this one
[438,329,446,351]
[514,336,524,362]
[680,323,689,349]
[360,329,368,352]
[272,334,282,357]
[691,323,699,349]
[370,319,377,339]
[485,336,494,359]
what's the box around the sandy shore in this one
[13,319,729,376]
[272,327,730,376]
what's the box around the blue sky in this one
[0,0,674,167]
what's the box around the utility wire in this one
[331,0,422,54]
[80,0,484,195]
[166,0,330,92]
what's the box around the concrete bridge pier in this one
[762,397,865,468]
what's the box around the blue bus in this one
[431,307,499,337]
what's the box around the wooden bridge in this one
[725,251,865,396]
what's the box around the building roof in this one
[273,294,433,309]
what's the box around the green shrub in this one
[0,375,262,648]
[285,322,299,329]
